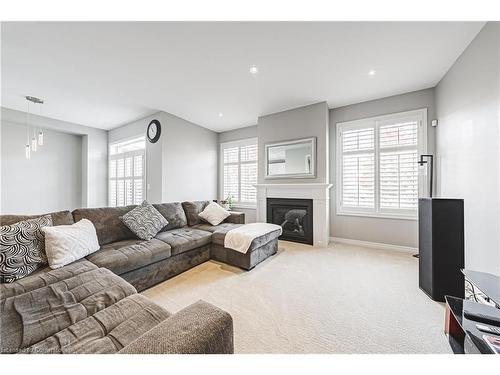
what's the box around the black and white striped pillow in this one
[0,215,53,283]
[120,201,168,240]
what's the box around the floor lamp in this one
[414,154,434,258]
[418,154,434,198]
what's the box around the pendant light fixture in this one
[38,129,44,146]
[31,130,37,152]
[24,96,44,159]
[37,98,44,146]
[25,100,31,160]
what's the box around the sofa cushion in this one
[72,206,138,245]
[0,267,136,353]
[0,259,98,300]
[120,201,168,240]
[192,222,242,234]
[1,215,53,283]
[211,225,281,248]
[85,238,171,275]
[181,201,209,226]
[210,225,242,246]
[223,211,246,224]
[26,294,170,354]
[153,202,188,231]
[155,228,212,256]
[0,210,74,227]
[118,300,234,354]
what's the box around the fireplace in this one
[266,198,313,245]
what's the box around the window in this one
[109,137,146,207]
[220,138,258,207]
[336,109,427,219]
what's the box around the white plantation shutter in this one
[379,121,418,148]
[342,154,375,207]
[341,127,375,209]
[223,164,239,199]
[240,144,257,162]
[337,110,425,218]
[109,137,146,207]
[221,139,258,206]
[240,144,258,203]
[241,163,257,202]
[116,180,125,206]
[133,155,144,205]
[223,146,239,163]
[342,127,375,151]
[379,151,419,209]
[379,120,419,211]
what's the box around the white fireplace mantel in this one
[254,183,333,247]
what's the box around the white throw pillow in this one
[198,202,231,226]
[42,219,100,269]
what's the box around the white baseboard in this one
[329,237,417,254]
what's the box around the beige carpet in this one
[142,241,451,354]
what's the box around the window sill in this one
[336,210,417,221]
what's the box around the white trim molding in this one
[329,237,417,254]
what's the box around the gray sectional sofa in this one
[0,200,281,354]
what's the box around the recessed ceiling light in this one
[368,69,376,76]
[249,65,259,75]
[218,113,224,118]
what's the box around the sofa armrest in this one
[224,211,245,224]
[119,300,234,354]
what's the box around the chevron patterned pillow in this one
[120,201,168,240]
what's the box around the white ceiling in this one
[1,22,484,132]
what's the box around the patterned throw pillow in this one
[0,215,53,283]
[120,201,168,240]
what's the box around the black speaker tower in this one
[418,198,465,302]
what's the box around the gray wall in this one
[435,22,500,275]
[257,102,329,184]
[109,111,218,204]
[218,125,258,144]
[1,123,83,214]
[1,107,108,211]
[162,112,218,202]
[329,88,437,248]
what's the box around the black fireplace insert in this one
[266,198,313,245]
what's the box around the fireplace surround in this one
[255,183,332,247]
[267,198,313,245]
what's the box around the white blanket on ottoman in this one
[224,223,282,254]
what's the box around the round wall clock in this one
[147,119,161,143]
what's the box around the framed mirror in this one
[265,137,316,179]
